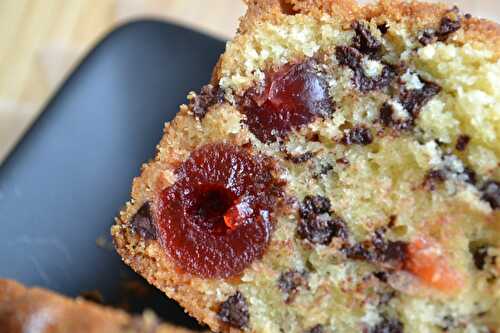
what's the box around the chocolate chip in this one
[377,23,389,35]
[353,65,396,92]
[299,195,331,219]
[464,13,472,19]
[372,229,408,264]
[278,270,308,303]
[373,271,388,283]
[439,315,457,331]
[437,16,462,40]
[379,102,413,131]
[399,79,441,117]
[471,245,489,270]
[352,21,382,57]
[217,292,250,329]
[305,324,324,333]
[462,167,477,185]
[189,84,224,118]
[336,45,363,68]
[380,77,441,130]
[369,317,404,333]
[343,243,376,261]
[388,215,397,228]
[423,169,446,191]
[379,241,408,263]
[298,214,348,245]
[481,181,500,209]
[298,195,348,245]
[316,163,334,176]
[455,134,470,151]
[341,126,373,145]
[418,8,461,47]
[418,29,436,46]
[336,46,396,92]
[130,202,156,240]
[344,230,408,267]
[285,151,314,163]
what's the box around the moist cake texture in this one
[112,1,500,332]
[0,279,200,333]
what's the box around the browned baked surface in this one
[0,279,199,333]
[112,1,500,332]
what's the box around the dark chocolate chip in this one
[377,23,389,35]
[306,324,325,333]
[399,79,441,117]
[464,13,472,19]
[379,241,408,263]
[336,46,396,92]
[285,151,314,164]
[423,169,446,191]
[336,45,363,68]
[481,180,500,209]
[343,243,376,261]
[372,229,408,264]
[297,214,348,245]
[278,270,308,303]
[299,195,331,219]
[455,134,470,151]
[317,163,334,175]
[471,245,489,270]
[130,202,156,240]
[298,195,349,245]
[379,102,413,131]
[439,315,456,331]
[217,292,250,329]
[345,230,408,266]
[189,84,224,118]
[462,167,477,185]
[352,64,396,92]
[352,21,382,57]
[341,126,373,145]
[418,29,436,46]
[369,317,404,333]
[373,271,389,283]
[437,16,462,40]
[388,215,397,228]
[371,228,387,250]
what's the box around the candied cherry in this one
[155,143,283,278]
[242,60,333,142]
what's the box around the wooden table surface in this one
[0,0,498,162]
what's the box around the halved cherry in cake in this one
[155,143,283,278]
[242,60,333,142]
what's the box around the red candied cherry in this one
[242,59,333,142]
[155,143,284,278]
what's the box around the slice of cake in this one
[112,1,500,332]
[0,279,199,333]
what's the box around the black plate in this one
[0,20,225,329]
